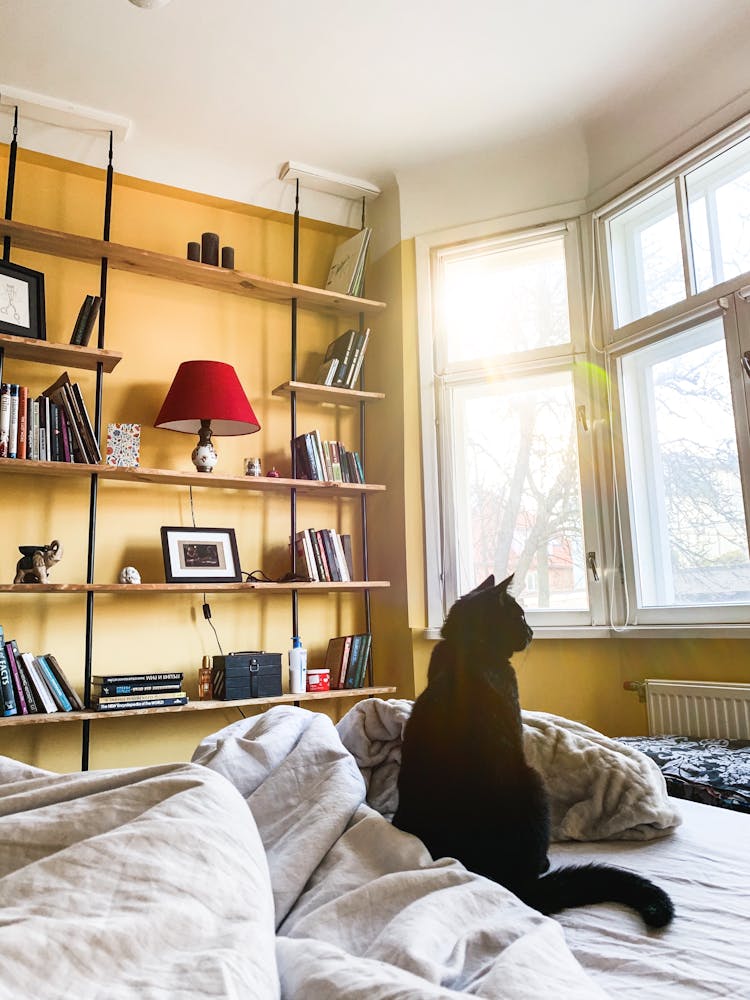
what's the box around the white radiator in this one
[643,680,750,740]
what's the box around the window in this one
[419,222,604,629]
[600,117,750,626]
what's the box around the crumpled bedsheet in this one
[336,698,681,840]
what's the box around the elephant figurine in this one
[14,540,63,584]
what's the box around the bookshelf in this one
[0,134,394,762]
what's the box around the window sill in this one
[422,624,750,641]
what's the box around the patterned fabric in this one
[617,735,750,814]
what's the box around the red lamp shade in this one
[154,360,260,435]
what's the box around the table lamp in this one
[154,360,260,472]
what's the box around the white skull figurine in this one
[118,566,142,584]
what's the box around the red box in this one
[306,668,330,692]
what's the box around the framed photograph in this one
[0,260,46,341]
[160,526,242,584]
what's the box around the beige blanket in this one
[336,699,681,841]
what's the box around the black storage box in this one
[212,651,283,700]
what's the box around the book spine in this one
[318,529,340,582]
[337,635,353,689]
[330,530,351,582]
[7,384,19,459]
[49,402,61,461]
[4,641,28,714]
[30,398,39,461]
[42,652,84,710]
[36,655,73,711]
[70,295,94,345]
[38,395,49,461]
[310,430,326,480]
[20,653,57,712]
[306,528,328,581]
[340,533,355,580]
[303,433,321,480]
[333,330,357,386]
[0,631,18,716]
[344,634,363,688]
[94,695,188,711]
[96,682,184,696]
[78,296,102,347]
[354,633,372,688]
[0,383,10,458]
[92,672,184,684]
[70,382,101,462]
[16,385,27,460]
[292,434,311,479]
[346,328,370,387]
[14,649,38,713]
[59,408,72,462]
[94,689,186,704]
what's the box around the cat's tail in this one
[523,863,674,928]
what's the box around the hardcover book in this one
[324,228,372,296]
[105,423,141,467]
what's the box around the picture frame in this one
[0,260,46,341]
[160,526,242,584]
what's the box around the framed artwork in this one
[160,526,242,584]
[0,260,46,340]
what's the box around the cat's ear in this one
[475,575,495,592]
[497,573,514,592]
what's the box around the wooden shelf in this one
[0,219,387,317]
[0,581,390,594]
[0,330,122,372]
[272,380,385,404]
[0,458,386,495]
[0,686,398,727]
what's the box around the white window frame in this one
[597,115,750,628]
[416,211,607,635]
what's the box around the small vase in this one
[192,441,218,473]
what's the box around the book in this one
[92,689,187,705]
[42,372,100,463]
[16,385,27,460]
[9,643,38,713]
[70,382,102,462]
[91,672,184,684]
[0,383,10,458]
[318,529,340,582]
[344,633,364,688]
[4,640,29,714]
[105,423,141,467]
[43,652,84,710]
[324,635,352,690]
[340,534,355,579]
[7,384,19,458]
[29,397,39,461]
[353,632,372,688]
[94,681,183,697]
[42,374,86,463]
[325,228,372,296]
[344,327,371,388]
[70,294,102,347]
[329,530,351,582]
[0,635,17,715]
[94,695,188,712]
[324,329,358,387]
[36,655,73,711]
[19,652,58,713]
[314,357,339,386]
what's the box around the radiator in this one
[641,680,750,740]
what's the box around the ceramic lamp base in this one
[192,420,218,473]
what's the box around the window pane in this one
[687,135,750,292]
[451,371,588,611]
[440,236,570,364]
[609,186,686,327]
[620,318,750,607]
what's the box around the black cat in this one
[393,574,673,928]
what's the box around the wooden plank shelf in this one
[0,330,122,372]
[0,218,387,316]
[0,581,390,594]
[272,380,385,404]
[0,458,386,495]
[0,686,398,726]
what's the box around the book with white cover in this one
[325,228,372,295]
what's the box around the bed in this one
[0,702,747,999]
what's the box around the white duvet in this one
[0,706,611,999]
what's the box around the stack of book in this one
[315,327,370,388]
[0,371,101,463]
[323,633,372,689]
[0,625,84,717]
[294,528,354,582]
[91,672,187,711]
[69,294,102,347]
[293,429,364,483]
[325,229,371,298]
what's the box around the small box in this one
[211,651,282,700]
[306,668,330,693]
[106,423,141,467]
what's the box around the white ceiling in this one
[1,0,750,224]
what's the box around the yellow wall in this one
[1,147,381,770]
